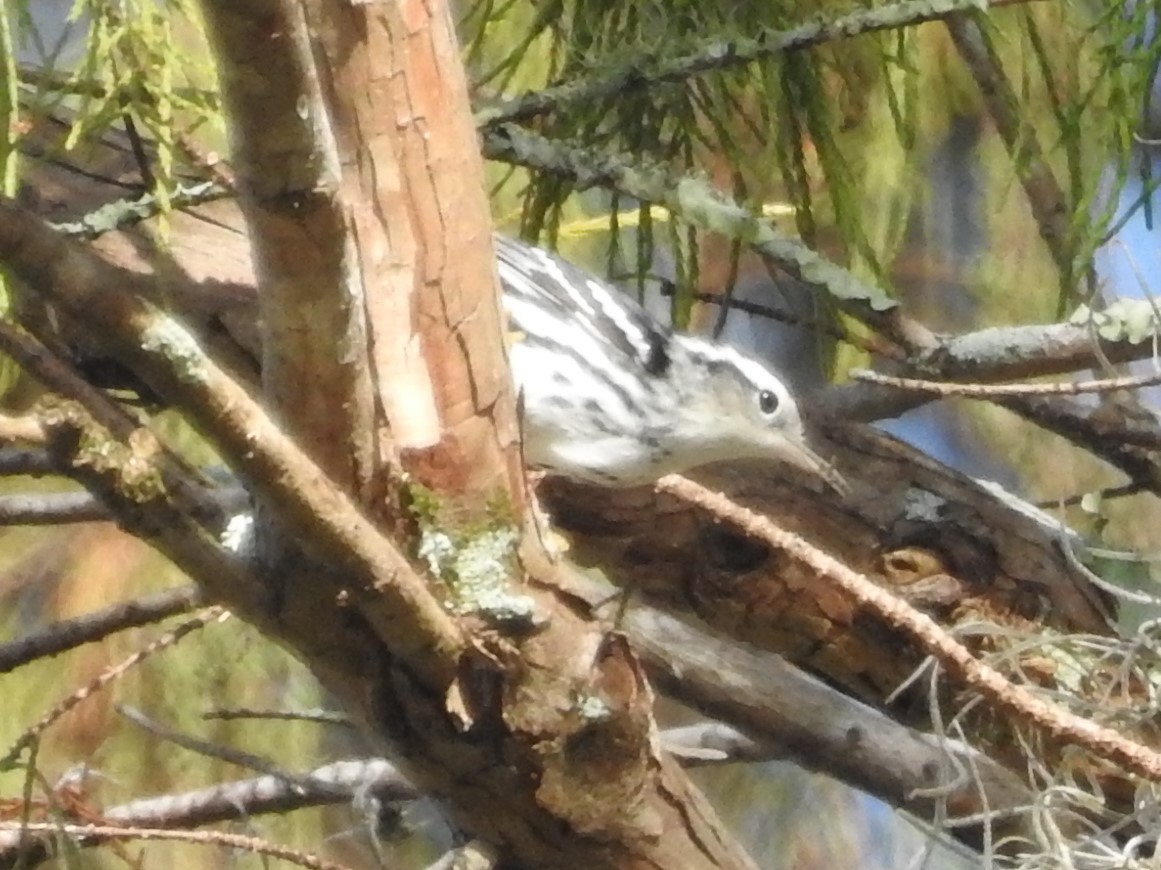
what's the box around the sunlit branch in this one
[656,474,1161,783]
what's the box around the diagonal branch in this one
[0,491,111,525]
[0,197,464,685]
[0,586,202,674]
[475,0,1045,129]
[656,475,1161,783]
[945,13,1076,292]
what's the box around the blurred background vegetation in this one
[2,0,1160,866]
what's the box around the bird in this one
[494,235,843,491]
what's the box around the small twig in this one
[851,368,1161,397]
[1054,530,1161,608]
[945,14,1076,294]
[116,703,344,797]
[0,320,140,440]
[102,757,414,831]
[0,447,55,476]
[0,608,229,768]
[174,131,235,189]
[0,759,415,866]
[660,722,761,765]
[201,708,351,727]
[676,288,900,360]
[47,181,229,242]
[121,114,155,192]
[0,491,110,525]
[0,319,234,537]
[0,586,201,674]
[1000,394,1161,494]
[1033,483,1144,510]
[0,822,350,870]
[656,474,1161,783]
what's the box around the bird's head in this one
[671,337,847,493]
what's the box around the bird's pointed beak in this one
[777,437,850,497]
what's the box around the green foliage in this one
[471,0,1161,336]
[469,0,942,321]
[60,0,220,209]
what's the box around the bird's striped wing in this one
[494,235,672,378]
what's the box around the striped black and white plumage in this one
[496,236,840,489]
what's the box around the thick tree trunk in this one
[190,0,756,866]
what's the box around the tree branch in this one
[0,491,111,525]
[946,13,1076,292]
[624,605,1041,853]
[476,0,1043,129]
[655,475,1161,783]
[0,197,464,685]
[0,586,201,674]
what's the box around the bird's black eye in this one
[758,389,779,415]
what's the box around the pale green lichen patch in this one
[141,316,206,383]
[38,400,167,504]
[419,523,539,629]
[1070,300,1159,344]
[409,482,541,630]
[574,693,612,723]
[418,530,456,578]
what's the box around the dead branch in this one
[0,586,201,674]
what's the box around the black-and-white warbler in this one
[496,236,842,489]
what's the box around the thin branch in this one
[0,321,138,440]
[0,586,201,674]
[0,321,228,531]
[117,703,347,797]
[911,321,1161,381]
[28,402,269,630]
[656,474,1161,783]
[945,14,1075,289]
[0,823,349,870]
[852,368,1161,397]
[0,757,416,868]
[1033,483,1144,510]
[684,290,901,360]
[0,486,247,528]
[997,394,1161,491]
[101,757,414,829]
[476,0,1043,129]
[0,491,110,525]
[47,181,229,241]
[0,608,229,768]
[201,708,351,727]
[660,722,770,765]
[821,319,1161,421]
[0,447,55,476]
